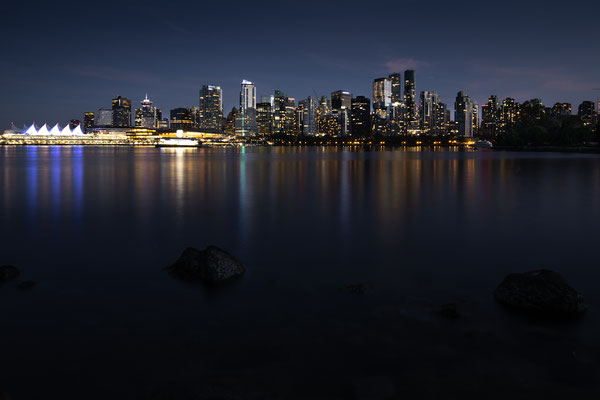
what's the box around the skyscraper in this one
[95,109,113,128]
[272,90,287,135]
[256,102,272,135]
[404,70,418,133]
[298,96,317,135]
[112,95,131,127]
[83,112,94,133]
[419,91,442,135]
[134,95,161,129]
[235,80,257,136]
[389,73,402,104]
[170,108,195,130]
[331,91,352,136]
[331,91,352,111]
[481,95,500,136]
[199,85,223,133]
[351,96,371,136]
[455,91,474,137]
[578,101,596,126]
[373,77,392,120]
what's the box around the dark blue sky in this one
[1,0,599,127]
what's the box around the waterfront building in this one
[235,80,257,136]
[225,107,237,134]
[373,77,392,121]
[404,70,418,133]
[499,98,517,133]
[134,95,161,129]
[481,95,500,136]
[388,103,406,135]
[285,97,297,135]
[551,103,572,117]
[83,112,94,133]
[472,102,479,136]
[199,85,223,133]
[256,102,273,135]
[272,90,287,135]
[316,96,332,135]
[170,108,195,130]
[331,90,352,111]
[298,96,317,135]
[578,101,596,126]
[389,73,402,104]
[112,95,131,127]
[351,96,371,136]
[157,119,170,130]
[455,91,474,137]
[95,109,113,128]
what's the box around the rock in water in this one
[0,265,20,282]
[169,246,245,284]
[494,269,587,317]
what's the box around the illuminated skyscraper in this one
[454,91,474,137]
[351,96,371,136]
[83,112,94,133]
[272,90,287,135]
[331,90,352,111]
[298,96,317,135]
[331,90,352,136]
[134,95,161,128]
[578,101,596,126]
[170,108,195,130]
[373,77,392,120]
[481,95,500,136]
[419,91,442,135]
[95,109,113,128]
[112,95,131,127]
[235,80,257,136]
[389,73,402,104]
[256,102,272,135]
[316,96,332,135]
[500,98,517,134]
[404,70,418,133]
[551,103,572,117]
[199,85,223,133]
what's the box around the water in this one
[1,146,599,398]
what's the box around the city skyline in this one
[1,0,599,128]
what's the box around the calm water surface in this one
[1,146,600,399]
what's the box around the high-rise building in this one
[481,95,500,136]
[351,96,371,136]
[372,77,392,120]
[298,96,317,135]
[225,107,237,135]
[500,98,518,134]
[256,102,272,135]
[94,109,113,128]
[83,112,94,133]
[404,70,418,133]
[235,80,257,136]
[69,120,81,130]
[331,90,352,111]
[419,91,446,135]
[551,103,572,117]
[316,96,332,135]
[285,97,297,134]
[389,73,402,104]
[472,102,479,136]
[170,108,195,130]
[199,85,223,133]
[455,91,474,137]
[134,95,161,129]
[112,95,131,127]
[578,101,596,126]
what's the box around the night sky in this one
[1,0,598,128]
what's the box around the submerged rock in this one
[0,265,20,282]
[168,246,245,285]
[494,269,587,317]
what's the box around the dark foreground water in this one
[1,146,600,399]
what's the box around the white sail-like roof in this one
[60,125,72,135]
[49,124,61,136]
[71,125,84,135]
[36,124,50,136]
[24,123,38,135]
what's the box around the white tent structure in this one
[49,124,61,136]
[71,125,84,135]
[23,123,38,135]
[35,124,50,136]
[60,125,72,135]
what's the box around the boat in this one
[472,140,493,149]
[156,138,202,148]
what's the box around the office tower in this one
[435,102,448,136]
[389,73,402,104]
[188,106,201,129]
[551,103,572,117]
[472,102,479,135]
[316,96,332,135]
[331,90,352,111]
[68,120,81,130]
[578,101,596,126]
[256,102,273,135]
[388,103,406,135]
[199,85,223,133]
[157,119,170,130]
[372,77,392,121]
[455,91,474,137]
[272,90,287,135]
[134,95,160,129]
[499,98,517,134]
[285,97,297,134]
[404,70,418,133]
[170,108,195,130]
[298,96,317,135]
[83,112,94,133]
[111,95,131,127]
[481,95,500,136]
[225,107,237,135]
[235,80,257,136]
[351,96,371,136]
[419,91,437,134]
[94,109,113,128]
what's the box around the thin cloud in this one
[383,58,429,73]
[65,66,162,86]
[482,64,594,93]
